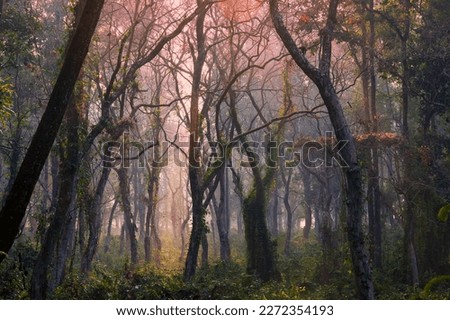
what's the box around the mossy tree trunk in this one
[228,89,280,281]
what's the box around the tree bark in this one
[0,0,105,264]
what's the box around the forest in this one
[0,0,449,300]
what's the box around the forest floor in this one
[0,234,448,300]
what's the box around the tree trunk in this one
[184,1,208,281]
[301,169,313,240]
[117,167,139,267]
[268,175,280,237]
[214,169,231,262]
[31,92,81,299]
[228,89,279,281]
[281,166,293,256]
[201,232,208,268]
[51,196,77,292]
[80,166,110,273]
[104,199,118,253]
[404,201,419,285]
[144,164,161,264]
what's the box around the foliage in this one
[0,241,37,299]
[437,204,450,222]
[0,77,13,129]
[421,275,450,299]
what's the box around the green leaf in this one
[437,204,450,222]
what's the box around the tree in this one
[269,0,374,299]
[0,0,105,264]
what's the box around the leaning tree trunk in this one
[269,0,374,299]
[0,0,104,264]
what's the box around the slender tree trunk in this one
[0,0,4,21]
[145,163,161,264]
[282,167,293,256]
[80,166,110,273]
[104,199,118,253]
[144,172,155,263]
[117,167,138,267]
[184,1,208,281]
[119,224,125,255]
[404,200,419,285]
[301,169,313,239]
[214,169,231,262]
[201,232,208,268]
[365,0,382,270]
[269,175,280,237]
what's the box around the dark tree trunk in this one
[144,171,156,263]
[242,182,280,281]
[269,0,374,299]
[51,197,77,292]
[281,167,293,256]
[201,232,208,268]
[31,93,81,299]
[268,175,280,237]
[229,89,280,281]
[145,165,161,264]
[119,224,125,255]
[0,0,104,264]
[184,1,208,281]
[80,166,110,273]
[179,211,190,263]
[212,168,231,262]
[361,0,382,270]
[0,0,4,21]
[104,199,118,253]
[404,200,419,285]
[144,109,161,263]
[4,126,22,198]
[117,167,139,267]
[301,169,313,240]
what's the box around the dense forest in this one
[0,0,449,300]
